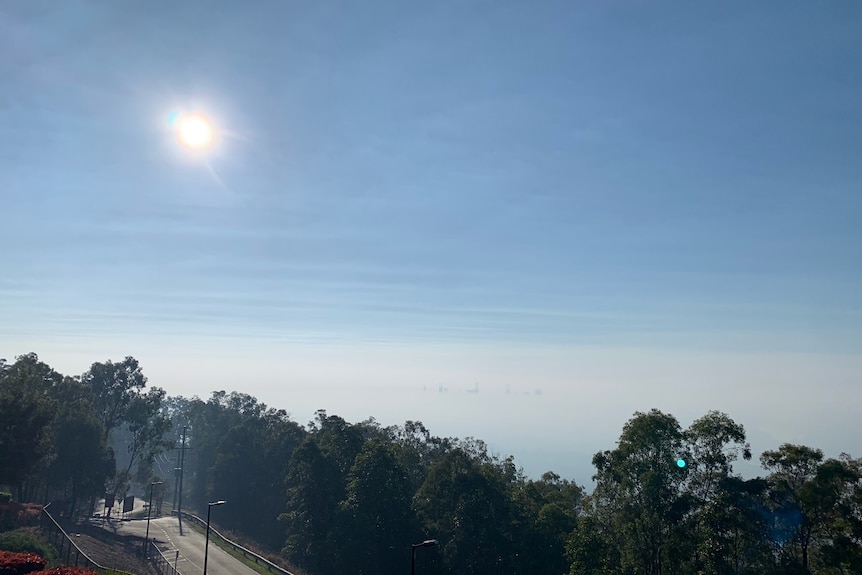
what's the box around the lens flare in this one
[177,114,214,149]
[676,459,686,468]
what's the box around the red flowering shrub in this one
[0,503,43,531]
[0,550,47,574]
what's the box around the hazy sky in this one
[1,1,860,483]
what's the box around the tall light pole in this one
[177,426,187,535]
[144,481,163,558]
[411,539,438,575]
[203,500,226,575]
[172,467,182,512]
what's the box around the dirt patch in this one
[58,520,158,575]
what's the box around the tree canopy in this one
[0,353,169,514]
[2,352,860,575]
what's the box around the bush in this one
[0,503,42,532]
[0,494,11,504]
[0,530,56,565]
[0,550,46,574]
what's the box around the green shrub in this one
[0,531,56,565]
[0,494,11,504]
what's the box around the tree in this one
[121,387,172,479]
[82,356,147,441]
[686,411,751,500]
[761,445,862,573]
[209,408,305,549]
[590,409,691,575]
[566,514,618,575]
[337,440,414,575]
[392,420,455,492]
[77,356,173,504]
[816,455,862,573]
[280,439,344,575]
[312,411,365,477]
[181,391,265,512]
[414,448,518,575]
[0,354,58,491]
[761,444,824,572]
[684,411,753,574]
[516,471,583,575]
[46,413,114,517]
[713,476,776,574]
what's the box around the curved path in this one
[102,515,259,575]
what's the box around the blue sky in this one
[1,1,860,482]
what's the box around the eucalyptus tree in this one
[590,409,691,575]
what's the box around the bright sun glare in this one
[177,115,214,149]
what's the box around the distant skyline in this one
[2,1,860,483]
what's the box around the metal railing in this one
[148,540,180,575]
[41,504,136,575]
[177,510,295,575]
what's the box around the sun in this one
[177,114,214,149]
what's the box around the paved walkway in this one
[104,515,259,575]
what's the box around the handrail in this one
[41,504,137,575]
[148,540,179,575]
[177,510,295,575]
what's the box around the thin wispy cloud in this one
[1,0,860,480]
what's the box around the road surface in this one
[100,515,259,575]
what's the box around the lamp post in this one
[144,481,163,558]
[203,500,226,575]
[177,426,187,535]
[411,539,438,575]
[172,467,181,512]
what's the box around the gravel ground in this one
[58,520,159,575]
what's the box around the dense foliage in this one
[0,550,46,574]
[2,353,861,575]
[0,504,41,533]
[0,530,55,566]
[170,395,860,575]
[0,354,169,516]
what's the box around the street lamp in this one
[203,500,226,575]
[144,481,163,558]
[411,539,438,575]
[177,426,187,535]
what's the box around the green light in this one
[676,459,686,468]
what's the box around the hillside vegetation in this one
[2,353,860,574]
